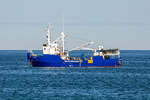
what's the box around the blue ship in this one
[27,25,121,67]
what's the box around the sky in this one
[0,0,150,50]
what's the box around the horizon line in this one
[0,49,150,51]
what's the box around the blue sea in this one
[0,50,150,100]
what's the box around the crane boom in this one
[71,41,94,50]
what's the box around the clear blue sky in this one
[0,0,150,50]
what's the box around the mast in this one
[61,32,65,55]
[61,13,65,55]
[47,24,51,46]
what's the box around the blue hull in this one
[27,53,121,67]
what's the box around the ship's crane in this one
[70,41,94,51]
[51,32,67,55]
[52,33,67,44]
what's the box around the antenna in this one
[62,13,64,32]
[46,24,51,46]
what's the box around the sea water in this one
[0,50,150,100]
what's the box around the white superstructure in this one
[94,45,104,56]
[43,25,62,55]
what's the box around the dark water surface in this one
[0,50,150,100]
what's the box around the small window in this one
[43,44,47,46]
